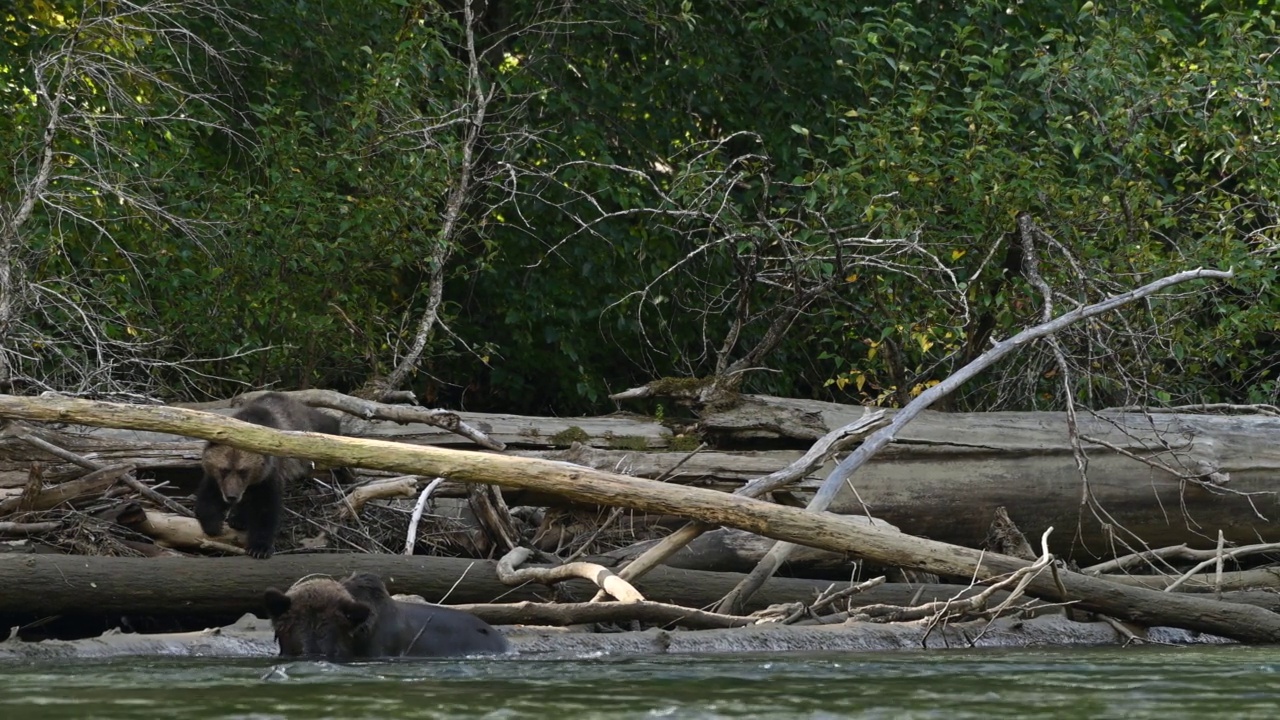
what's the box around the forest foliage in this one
[1,0,1277,414]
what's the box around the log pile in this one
[0,388,1278,650]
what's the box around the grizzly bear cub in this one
[263,572,510,660]
[195,392,344,559]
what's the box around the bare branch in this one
[716,266,1235,613]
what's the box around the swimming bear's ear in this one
[339,598,372,627]
[263,588,291,618]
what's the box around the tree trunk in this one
[699,395,1280,552]
[1,394,1279,643]
[0,553,872,617]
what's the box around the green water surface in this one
[1,645,1278,719]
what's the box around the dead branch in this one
[1105,403,1280,416]
[11,425,193,517]
[341,476,422,519]
[0,520,61,535]
[449,599,756,630]
[605,412,886,592]
[365,0,493,398]
[0,463,132,516]
[1084,542,1280,578]
[497,547,644,603]
[470,484,521,553]
[1164,542,1280,592]
[404,477,445,555]
[238,389,504,451]
[1082,544,1195,575]
[717,266,1235,614]
[1099,567,1280,592]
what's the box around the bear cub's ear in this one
[339,599,372,627]
[263,588,292,618]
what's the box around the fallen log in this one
[699,395,1280,553]
[236,388,506,451]
[1096,567,1280,592]
[0,463,133,516]
[7,399,1275,563]
[0,554,856,617]
[2,395,1279,643]
[598,527,864,576]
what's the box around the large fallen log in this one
[7,397,1276,560]
[0,553,889,617]
[2,395,1279,642]
[700,395,1280,553]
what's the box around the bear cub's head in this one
[202,443,272,503]
[263,576,374,660]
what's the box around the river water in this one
[1,645,1278,719]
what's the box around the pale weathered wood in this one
[340,476,422,518]
[603,414,887,595]
[130,509,247,554]
[598,527,874,576]
[701,395,1280,553]
[9,397,1275,560]
[1,394,1278,642]
[497,547,645,603]
[1097,566,1280,592]
[0,463,133,516]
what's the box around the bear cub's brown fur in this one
[263,572,510,660]
[195,392,343,559]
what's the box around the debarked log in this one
[2,395,1280,643]
[699,395,1280,553]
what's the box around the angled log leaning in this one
[716,266,1236,613]
[599,412,887,599]
[1,393,1278,642]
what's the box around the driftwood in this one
[340,475,423,519]
[0,463,132,516]
[0,520,60,535]
[1084,543,1280,577]
[1096,567,1280,592]
[449,599,757,629]
[236,388,506,451]
[120,507,247,554]
[603,414,886,596]
[716,267,1236,614]
[597,526,873,576]
[497,547,645,603]
[6,398,1274,562]
[10,424,194,517]
[404,477,445,555]
[0,554,875,617]
[4,390,1273,573]
[697,396,1280,553]
[1,395,1278,643]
